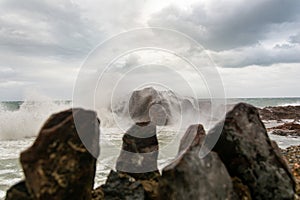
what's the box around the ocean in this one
[0,98,300,199]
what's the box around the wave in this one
[2,95,299,141]
[0,101,70,140]
[278,102,300,107]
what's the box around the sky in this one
[0,0,300,100]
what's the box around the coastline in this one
[2,103,300,199]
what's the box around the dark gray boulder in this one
[158,124,235,200]
[20,108,100,200]
[129,87,172,126]
[209,103,296,200]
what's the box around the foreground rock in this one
[259,105,300,121]
[116,121,160,180]
[7,108,100,200]
[92,170,160,200]
[93,170,146,200]
[5,181,31,200]
[268,122,300,137]
[158,124,235,200]
[209,103,295,200]
[92,121,160,200]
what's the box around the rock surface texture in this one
[259,105,300,121]
[268,122,300,136]
[210,103,296,200]
[93,121,160,200]
[5,181,31,200]
[116,122,159,180]
[158,124,235,200]
[281,145,300,197]
[95,170,146,200]
[7,108,100,200]
[129,87,172,125]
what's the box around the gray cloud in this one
[290,32,300,44]
[149,0,300,51]
[0,0,102,59]
[211,43,300,67]
[0,0,146,100]
[0,0,299,100]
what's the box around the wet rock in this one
[140,179,159,199]
[5,181,32,200]
[258,105,300,121]
[268,122,300,136]
[96,170,146,200]
[91,187,104,200]
[281,145,300,198]
[210,103,295,200]
[93,171,159,200]
[129,87,172,125]
[116,122,159,180]
[281,145,300,180]
[231,177,251,200]
[158,124,235,200]
[20,108,100,200]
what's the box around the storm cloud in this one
[0,0,299,99]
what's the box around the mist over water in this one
[1,95,300,141]
[0,96,71,140]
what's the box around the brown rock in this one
[5,181,32,200]
[158,124,235,200]
[91,187,104,200]
[20,108,100,200]
[258,105,300,121]
[268,122,300,136]
[116,122,159,180]
[140,179,159,199]
[209,103,295,200]
[281,145,300,199]
[231,177,252,200]
[96,170,146,200]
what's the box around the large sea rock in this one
[158,124,235,200]
[209,103,296,200]
[7,108,100,200]
[129,87,172,125]
[124,87,204,126]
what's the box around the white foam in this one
[278,102,300,106]
[0,190,5,199]
[0,101,70,140]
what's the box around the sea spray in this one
[0,100,70,140]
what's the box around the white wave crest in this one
[0,101,70,140]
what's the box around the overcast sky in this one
[0,0,300,100]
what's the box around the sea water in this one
[0,98,300,199]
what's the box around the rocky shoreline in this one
[268,123,300,137]
[281,145,300,197]
[258,105,300,121]
[5,103,300,200]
